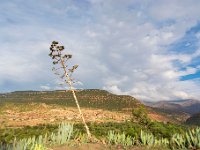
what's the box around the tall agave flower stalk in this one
[49,41,91,138]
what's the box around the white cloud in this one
[0,0,200,101]
[40,85,51,90]
[173,91,190,99]
[103,85,125,95]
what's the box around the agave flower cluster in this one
[49,41,71,63]
[49,41,78,84]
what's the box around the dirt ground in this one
[52,144,166,150]
[0,103,174,128]
[53,143,108,150]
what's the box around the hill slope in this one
[0,89,142,111]
[185,113,200,125]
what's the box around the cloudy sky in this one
[0,0,200,101]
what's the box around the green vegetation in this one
[140,130,169,147]
[0,121,185,144]
[132,105,150,124]
[0,123,73,150]
[49,122,73,145]
[0,124,57,143]
[0,122,199,150]
[170,127,200,149]
[107,131,135,146]
[75,121,186,140]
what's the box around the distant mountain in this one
[144,99,200,115]
[185,113,200,125]
[149,101,182,111]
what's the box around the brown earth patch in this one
[52,144,166,150]
[148,112,170,123]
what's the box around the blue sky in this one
[0,0,200,101]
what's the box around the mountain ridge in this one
[143,99,200,115]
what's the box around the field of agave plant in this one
[0,122,199,150]
[107,127,200,149]
[0,123,73,150]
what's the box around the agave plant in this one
[49,122,73,145]
[10,135,47,150]
[171,133,186,149]
[170,127,200,149]
[185,127,200,149]
[56,123,74,144]
[107,130,135,147]
[140,130,155,146]
[1,122,74,150]
[154,137,169,146]
[49,41,91,138]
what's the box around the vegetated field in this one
[0,89,197,150]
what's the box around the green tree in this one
[132,105,150,125]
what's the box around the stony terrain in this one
[0,102,177,129]
[0,103,131,127]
